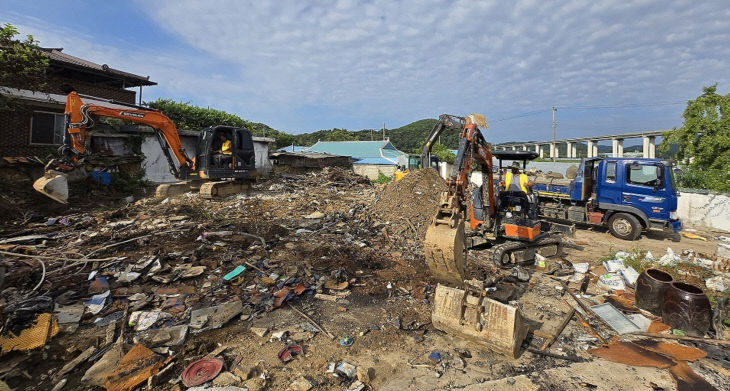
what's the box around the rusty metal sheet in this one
[589,341,675,369]
[669,361,718,391]
[0,313,58,354]
[105,343,169,391]
[647,321,672,333]
[632,339,707,361]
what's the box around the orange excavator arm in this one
[64,91,193,178]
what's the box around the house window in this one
[31,112,65,145]
[606,162,616,183]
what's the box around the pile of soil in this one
[373,168,447,239]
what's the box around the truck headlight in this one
[670,211,678,220]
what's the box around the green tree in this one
[431,141,456,164]
[659,85,730,191]
[146,98,295,148]
[324,128,357,141]
[0,23,49,109]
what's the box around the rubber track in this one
[491,235,563,266]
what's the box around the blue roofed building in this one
[276,144,309,153]
[305,139,407,179]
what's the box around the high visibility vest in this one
[505,172,528,193]
[222,140,232,155]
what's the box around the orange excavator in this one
[33,91,257,203]
[422,114,562,286]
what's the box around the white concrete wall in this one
[677,191,730,232]
[253,141,273,176]
[141,135,198,183]
[142,136,272,183]
[353,164,396,180]
[438,162,453,180]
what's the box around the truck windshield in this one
[627,164,662,187]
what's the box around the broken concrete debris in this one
[0,167,727,390]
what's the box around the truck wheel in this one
[608,213,642,241]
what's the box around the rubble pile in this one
[373,168,446,240]
[0,168,435,390]
[0,166,728,391]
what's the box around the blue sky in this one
[3,0,729,143]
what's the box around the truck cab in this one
[534,157,682,240]
[592,158,681,237]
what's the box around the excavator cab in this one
[492,151,540,241]
[195,126,256,180]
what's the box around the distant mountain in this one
[287,118,460,153]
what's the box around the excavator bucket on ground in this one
[33,172,69,204]
[423,216,466,286]
[432,283,528,358]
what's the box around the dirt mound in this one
[373,168,446,240]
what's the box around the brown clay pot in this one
[661,282,712,337]
[635,268,673,316]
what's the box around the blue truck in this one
[531,157,682,240]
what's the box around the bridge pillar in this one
[522,144,527,151]
[551,143,559,158]
[587,140,598,157]
[571,143,577,158]
[612,138,624,157]
[642,136,656,158]
[566,141,573,158]
[511,145,517,151]
[536,144,543,158]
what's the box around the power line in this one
[557,101,686,110]
[490,101,686,123]
[491,109,551,122]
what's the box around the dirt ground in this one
[0,168,728,391]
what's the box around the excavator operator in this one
[214,134,233,168]
[503,161,537,215]
[505,161,531,193]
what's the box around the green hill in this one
[289,118,462,153]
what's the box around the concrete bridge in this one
[494,129,667,159]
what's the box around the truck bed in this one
[531,176,573,199]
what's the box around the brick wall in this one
[0,75,138,156]
[46,76,137,104]
[0,104,63,157]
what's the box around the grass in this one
[373,172,392,184]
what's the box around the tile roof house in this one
[0,47,156,157]
[306,140,407,166]
[305,139,408,179]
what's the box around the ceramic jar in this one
[661,282,712,337]
[635,268,674,316]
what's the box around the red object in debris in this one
[587,212,604,224]
[294,283,306,295]
[278,344,303,363]
[273,286,291,308]
[181,357,224,387]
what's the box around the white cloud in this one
[6,1,730,140]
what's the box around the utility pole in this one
[552,107,557,162]
[382,122,385,140]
